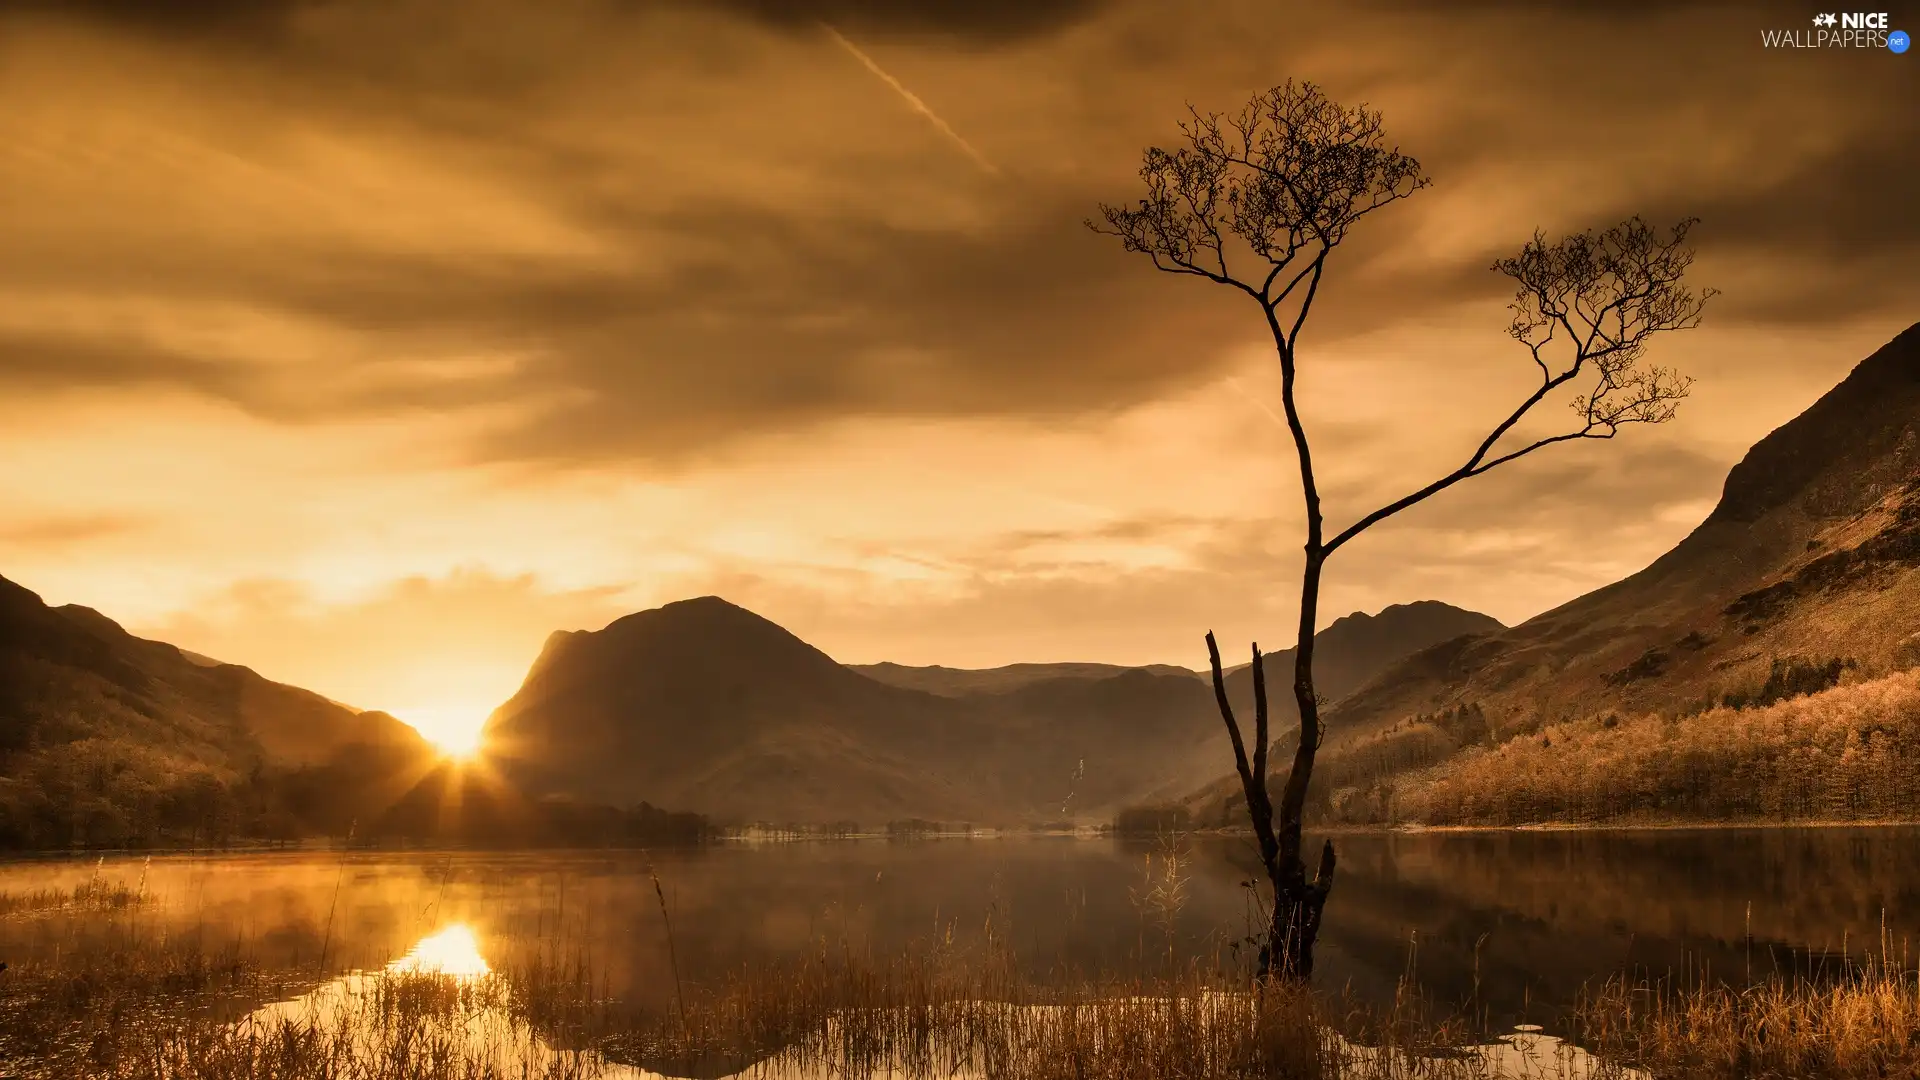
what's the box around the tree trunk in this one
[1206,551,1339,983]
[1252,548,1336,980]
[1258,837,1337,978]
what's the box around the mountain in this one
[484,596,1001,825]
[1187,321,1920,824]
[0,572,438,847]
[482,596,1503,825]
[1217,601,1504,722]
[851,661,1200,697]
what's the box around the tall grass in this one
[0,857,152,919]
[1575,955,1920,1078]
[513,937,1503,1080]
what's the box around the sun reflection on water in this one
[386,923,490,978]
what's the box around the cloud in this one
[141,569,636,712]
[30,0,1116,45]
[688,0,1115,42]
[0,513,147,547]
[4,0,1912,471]
[673,431,1730,667]
[4,0,1914,695]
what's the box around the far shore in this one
[1189,818,1920,838]
[8,818,1920,862]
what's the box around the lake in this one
[5,826,1918,1038]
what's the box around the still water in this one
[4,827,1918,1034]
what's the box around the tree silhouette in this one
[1090,81,1713,980]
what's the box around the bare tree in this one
[1090,81,1713,981]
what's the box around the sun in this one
[396,705,490,761]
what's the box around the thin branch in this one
[1323,216,1710,557]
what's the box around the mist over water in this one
[5,827,1918,1034]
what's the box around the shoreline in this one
[7,818,1920,862]
[1191,818,1920,837]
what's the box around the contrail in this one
[1224,375,1290,431]
[821,23,1000,176]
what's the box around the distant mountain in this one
[0,572,438,847]
[851,661,1200,697]
[483,596,1503,825]
[1217,601,1504,722]
[485,596,998,825]
[1187,321,1920,825]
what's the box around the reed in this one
[0,859,152,919]
[1573,950,1920,1079]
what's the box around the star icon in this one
[1814,12,1839,26]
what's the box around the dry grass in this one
[102,971,613,1080]
[509,933,1582,1079]
[0,930,299,1076]
[1574,954,1920,1080]
[0,860,153,919]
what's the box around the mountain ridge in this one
[482,596,1503,824]
[0,571,439,847]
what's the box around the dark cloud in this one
[1359,0,1800,13]
[1,0,313,38]
[25,0,1113,44]
[674,0,1114,42]
[2,0,1912,469]
[0,188,1518,466]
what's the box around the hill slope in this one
[1187,320,1920,824]
[0,572,439,847]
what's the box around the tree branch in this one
[1207,632,1278,870]
[1322,216,1709,558]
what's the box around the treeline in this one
[0,736,709,850]
[363,764,711,847]
[1396,669,1920,826]
[0,736,315,849]
[885,819,978,837]
[1193,703,1494,828]
[1113,805,1190,834]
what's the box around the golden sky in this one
[1,0,1913,743]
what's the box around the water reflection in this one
[387,922,491,977]
[235,923,1637,1080]
[7,829,1916,1068]
[246,923,653,1080]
